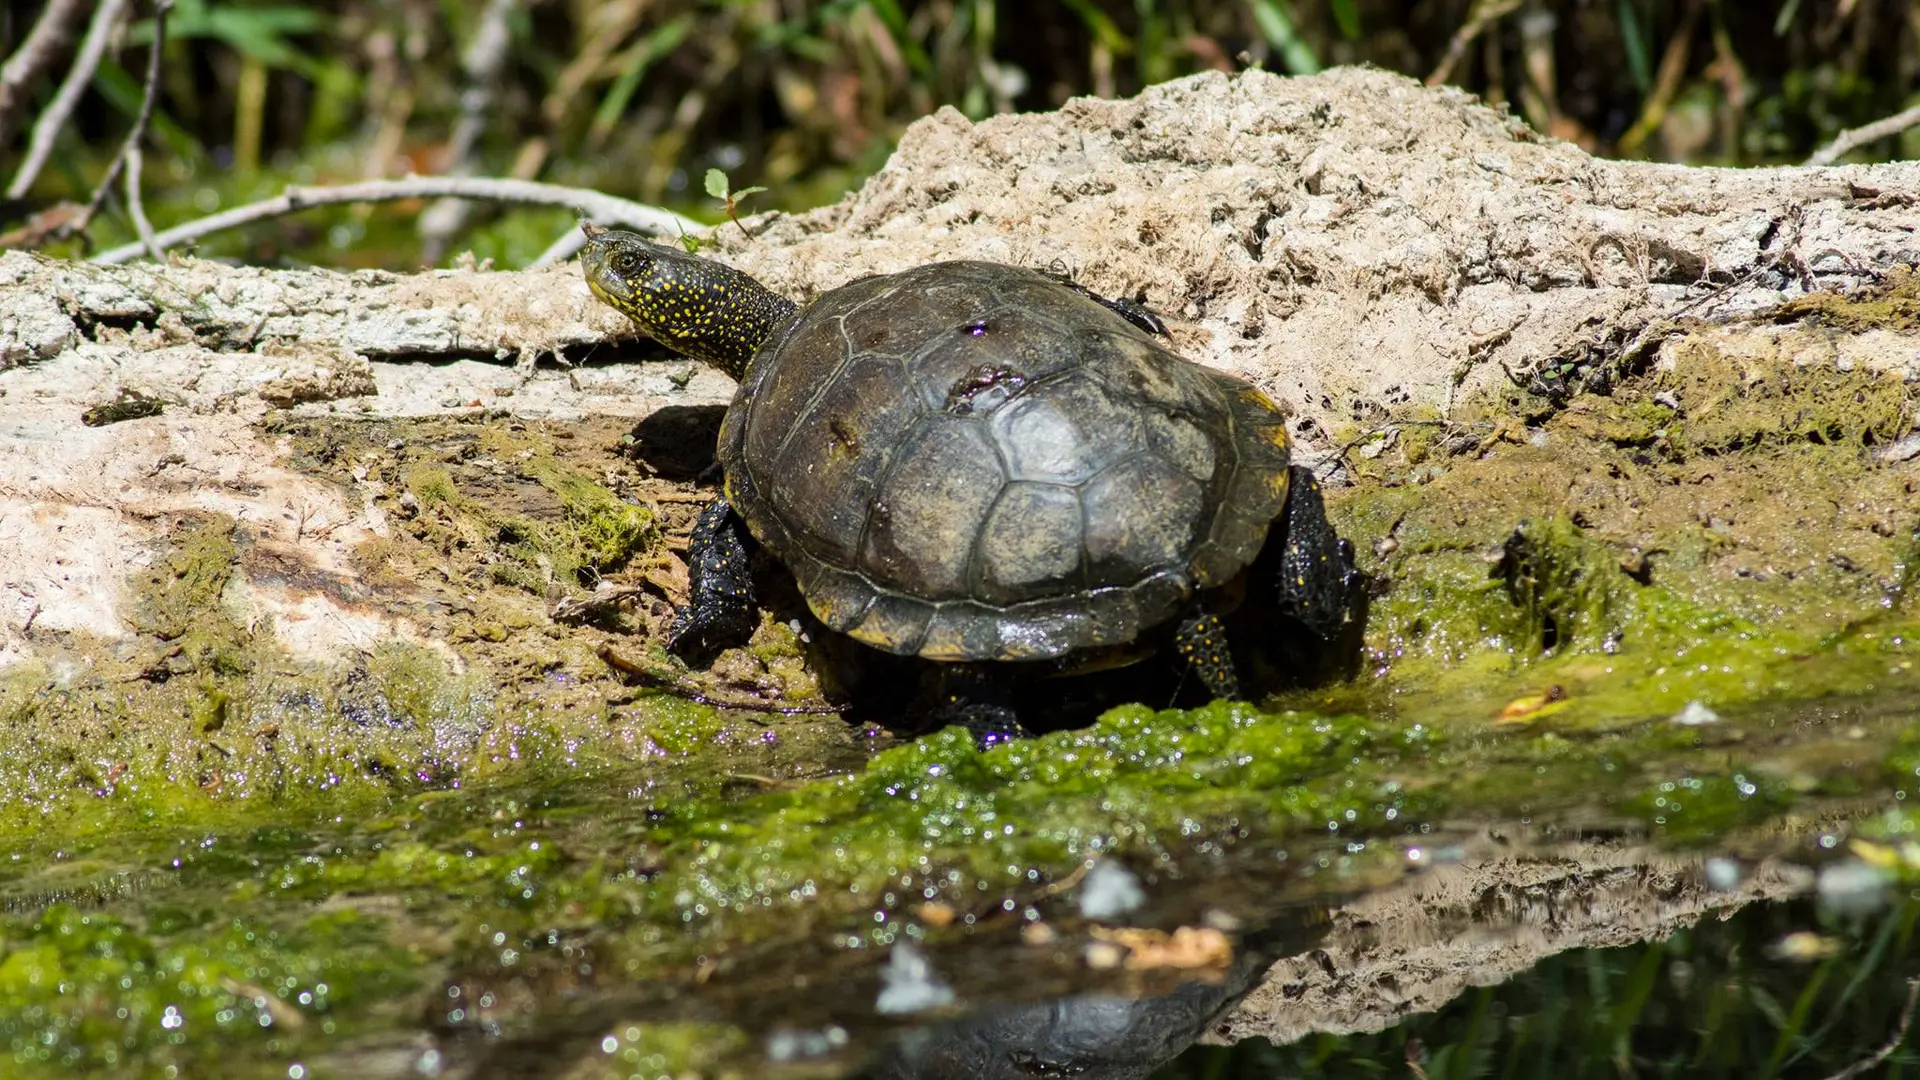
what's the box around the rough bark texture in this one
[711,68,1920,440]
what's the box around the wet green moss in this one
[1492,516,1621,654]
[0,902,404,1075]
[639,703,1431,914]
[1650,340,1912,456]
[120,517,258,682]
[1620,772,1792,844]
[404,464,457,509]
[523,455,657,576]
[0,653,1913,1076]
[1768,266,1920,333]
[125,518,239,643]
[1343,328,1919,736]
[404,450,654,595]
[588,1023,750,1080]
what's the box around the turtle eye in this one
[612,250,645,274]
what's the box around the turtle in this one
[580,223,1358,734]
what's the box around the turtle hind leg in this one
[916,663,1030,749]
[666,497,760,666]
[1273,465,1360,641]
[1174,611,1242,700]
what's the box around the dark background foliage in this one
[1,1,1915,265]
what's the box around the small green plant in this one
[704,168,766,238]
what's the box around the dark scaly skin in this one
[1038,268,1170,337]
[668,497,758,666]
[1272,466,1360,639]
[1173,612,1240,700]
[581,224,787,657]
[1173,466,1357,701]
[579,224,1360,732]
[579,222,795,381]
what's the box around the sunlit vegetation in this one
[2,0,1918,268]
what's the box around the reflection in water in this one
[1163,892,1920,1078]
[869,950,1271,1080]
[869,918,1326,1080]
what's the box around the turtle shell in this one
[717,261,1293,662]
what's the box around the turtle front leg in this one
[1273,465,1359,640]
[667,497,760,666]
[1039,269,1170,337]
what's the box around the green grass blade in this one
[1773,0,1803,36]
[1062,0,1133,54]
[1248,0,1320,75]
[1331,0,1361,40]
[1760,960,1832,1077]
[589,13,696,146]
[1615,0,1651,92]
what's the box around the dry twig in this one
[1820,977,1920,1080]
[64,0,173,253]
[1807,101,1920,167]
[0,0,91,150]
[6,0,133,200]
[417,0,520,264]
[1615,0,1705,156]
[123,143,161,260]
[1426,0,1522,87]
[596,644,843,716]
[91,175,706,265]
[531,228,595,268]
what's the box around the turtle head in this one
[580,223,798,381]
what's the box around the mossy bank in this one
[0,278,1917,1076]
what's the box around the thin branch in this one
[1426,0,1522,88]
[65,0,173,245]
[123,147,161,261]
[417,0,520,264]
[92,176,709,265]
[1821,977,1920,1080]
[6,0,133,200]
[531,227,591,268]
[1615,0,1704,157]
[1806,101,1920,166]
[0,0,91,150]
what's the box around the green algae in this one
[1341,325,1919,737]
[125,518,240,644]
[1,670,1913,1077]
[521,453,658,578]
[1,314,1919,1073]
[589,1023,750,1080]
[1492,515,1623,654]
[0,673,1915,1077]
[400,435,655,596]
[1649,339,1912,455]
[0,902,401,1075]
